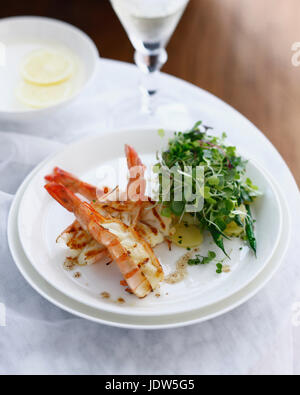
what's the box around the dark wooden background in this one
[1,0,300,185]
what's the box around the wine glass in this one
[109,0,191,128]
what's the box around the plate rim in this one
[16,127,284,317]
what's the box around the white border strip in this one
[0,303,6,327]
[0,42,6,67]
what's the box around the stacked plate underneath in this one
[8,128,291,329]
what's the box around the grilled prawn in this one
[45,146,173,257]
[45,145,145,202]
[46,145,145,264]
[45,182,164,298]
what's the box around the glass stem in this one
[134,49,168,114]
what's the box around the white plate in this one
[8,159,291,329]
[0,16,99,121]
[17,128,283,317]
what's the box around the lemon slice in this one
[21,49,74,86]
[17,80,72,108]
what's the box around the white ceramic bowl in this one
[0,16,99,122]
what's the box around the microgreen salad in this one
[156,122,261,257]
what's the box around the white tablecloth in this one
[0,59,299,375]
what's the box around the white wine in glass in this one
[110,0,190,126]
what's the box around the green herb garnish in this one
[188,251,216,266]
[245,205,257,255]
[158,129,165,138]
[156,122,261,256]
[216,263,223,274]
